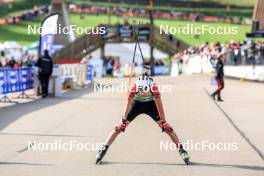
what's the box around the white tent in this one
[1,41,24,60]
[0,43,4,50]
[2,41,23,50]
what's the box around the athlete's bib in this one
[133,77,154,102]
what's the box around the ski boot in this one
[179,144,190,165]
[217,97,224,102]
[95,145,109,165]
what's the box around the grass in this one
[0,0,253,46]
[205,0,254,6]
[72,0,255,7]
[0,0,254,19]
[0,0,48,18]
[71,13,251,45]
[70,1,253,18]
[0,17,44,45]
[155,19,251,46]
[0,13,251,46]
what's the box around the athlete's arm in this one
[123,97,133,120]
[123,83,136,120]
[154,96,166,121]
[152,83,166,121]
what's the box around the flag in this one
[39,13,59,56]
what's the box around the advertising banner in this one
[60,64,94,85]
[0,67,34,95]
[39,14,59,56]
[87,64,94,81]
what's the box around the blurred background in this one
[0,0,263,78]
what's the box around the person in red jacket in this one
[96,65,190,165]
[211,54,225,102]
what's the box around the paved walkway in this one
[0,75,263,176]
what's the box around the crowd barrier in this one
[171,54,264,82]
[154,66,170,75]
[59,64,94,86]
[0,67,34,103]
[0,67,33,95]
[87,65,94,81]
[0,64,94,103]
[224,66,264,82]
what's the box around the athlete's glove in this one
[160,120,173,133]
[115,118,128,132]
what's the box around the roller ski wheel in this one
[181,152,190,165]
[95,158,103,165]
[95,145,108,165]
[179,144,190,165]
[183,157,190,165]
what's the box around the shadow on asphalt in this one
[102,161,264,171]
[0,162,53,166]
[191,162,264,171]
[0,86,94,131]
[203,88,264,161]
[0,132,88,138]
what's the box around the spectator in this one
[23,57,34,67]
[178,59,184,75]
[0,51,4,67]
[113,58,120,77]
[106,59,114,76]
[8,57,17,68]
[36,49,53,98]
[211,55,225,102]
[21,51,30,65]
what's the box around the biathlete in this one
[96,66,190,165]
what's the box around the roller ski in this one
[179,144,190,165]
[95,145,108,165]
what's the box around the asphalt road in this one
[0,75,263,176]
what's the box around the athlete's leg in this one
[145,101,190,164]
[157,120,190,164]
[144,101,181,147]
[104,101,141,146]
[212,77,224,101]
[96,101,141,164]
[157,120,180,148]
[104,118,129,146]
[96,118,131,164]
[216,78,224,101]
